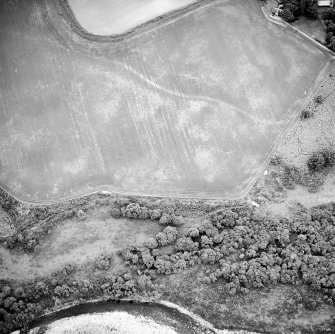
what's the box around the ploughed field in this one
[0,0,330,202]
[68,0,196,35]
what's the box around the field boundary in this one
[55,0,227,44]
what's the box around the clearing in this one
[0,216,162,280]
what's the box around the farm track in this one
[115,61,259,122]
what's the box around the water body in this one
[28,301,213,334]
[68,0,196,35]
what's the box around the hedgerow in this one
[119,202,184,226]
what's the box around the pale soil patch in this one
[68,0,196,35]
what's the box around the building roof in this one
[318,0,333,7]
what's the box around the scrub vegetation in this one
[307,150,335,172]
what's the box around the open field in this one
[0,0,331,202]
[68,0,196,35]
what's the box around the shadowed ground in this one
[0,0,330,202]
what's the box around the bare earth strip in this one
[0,0,331,202]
